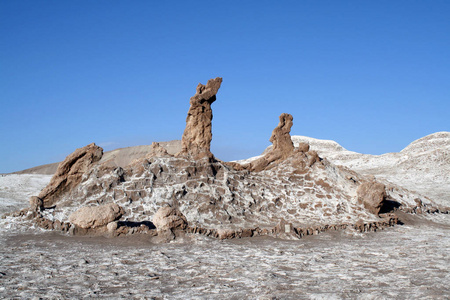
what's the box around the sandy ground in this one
[0,215,449,299]
[0,174,52,214]
[0,174,449,299]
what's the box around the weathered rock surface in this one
[357,180,387,215]
[29,196,43,212]
[270,113,295,155]
[37,143,103,207]
[178,77,222,159]
[13,78,447,241]
[99,141,180,168]
[153,207,188,231]
[247,113,297,171]
[69,203,125,229]
[37,147,389,232]
[128,142,172,168]
[148,142,170,157]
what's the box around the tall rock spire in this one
[178,77,223,159]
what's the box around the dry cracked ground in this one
[1,214,449,299]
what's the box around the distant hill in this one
[289,132,450,206]
[14,140,182,175]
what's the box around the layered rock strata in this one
[37,143,103,208]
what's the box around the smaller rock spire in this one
[269,113,295,158]
[249,113,295,171]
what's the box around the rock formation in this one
[270,113,295,155]
[9,77,447,241]
[288,132,450,207]
[178,77,223,159]
[152,206,188,232]
[69,203,125,229]
[29,196,43,212]
[37,143,103,207]
[247,113,296,171]
[357,179,387,215]
[149,142,170,157]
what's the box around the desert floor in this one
[0,174,449,299]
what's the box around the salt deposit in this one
[0,214,449,299]
[0,174,51,215]
[1,173,449,299]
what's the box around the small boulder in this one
[29,196,43,211]
[107,221,118,232]
[152,207,188,231]
[306,150,320,167]
[217,229,236,240]
[357,180,387,215]
[69,203,125,229]
[297,142,310,153]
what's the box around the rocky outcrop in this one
[29,196,43,212]
[248,113,296,171]
[14,77,448,242]
[148,142,170,157]
[69,203,125,229]
[270,113,295,155]
[178,77,223,160]
[153,206,188,232]
[288,132,450,207]
[357,180,387,215]
[37,143,103,208]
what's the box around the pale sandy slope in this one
[13,140,182,175]
[0,174,52,215]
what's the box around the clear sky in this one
[1,1,449,173]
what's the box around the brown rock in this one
[306,150,320,167]
[38,143,103,207]
[273,218,294,235]
[29,196,43,211]
[250,113,295,171]
[217,229,236,240]
[357,180,387,215]
[107,221,118,232]
[149,142,169,156]
[270,113,294,156]
[69,203,125,229]
[178,77,223,159]
[152,206,188,231]
[127,142,172,172]
[297,142,310,153]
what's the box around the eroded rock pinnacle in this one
[178,77,223,160]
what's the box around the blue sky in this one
[1,1,449,173]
